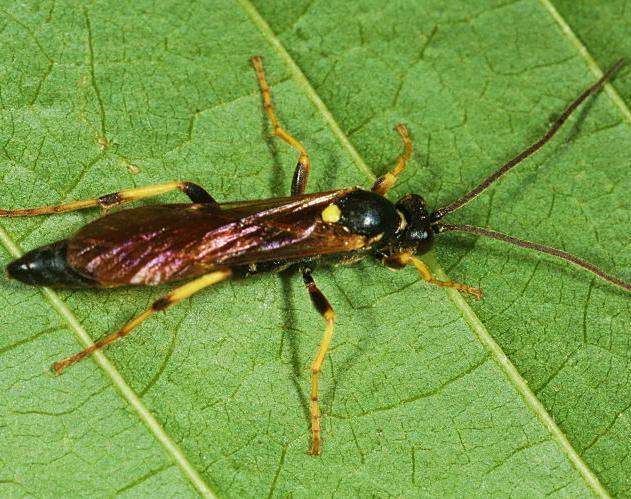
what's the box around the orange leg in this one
[302,269,335,455]
[251,56,311,196]
[371,124,413,195]
[0,181,215,218]
[53,269,232,374]
[384,252,482,299]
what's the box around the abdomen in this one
[7,240,99,287]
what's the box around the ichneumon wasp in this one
[2,56,629,455]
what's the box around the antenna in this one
[431,59,624,222]
[436,224,630,293]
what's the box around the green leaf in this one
[0,0,629,496]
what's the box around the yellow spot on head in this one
[321,203,341,223]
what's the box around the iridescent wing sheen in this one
[66,189,367,286]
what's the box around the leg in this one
[251,56,311,197]
[0,181,216,217]
[52,269,232,374]
[302,269,335,456]
[371,124,412,196]
[384,252,482,299]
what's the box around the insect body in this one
[2,57,629,456]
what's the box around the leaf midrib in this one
[238,0,614,496]
[542,0,631,126]
[0,225,217,498]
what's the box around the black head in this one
[393,194,434,254]
[331,190,434,256]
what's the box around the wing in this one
[67,189,367,286]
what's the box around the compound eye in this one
[408,225,431,242]
[413,226,433,254]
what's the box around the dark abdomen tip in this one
[7,240,97,287]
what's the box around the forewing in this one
[220,219,368,266]
[67,190,358,285]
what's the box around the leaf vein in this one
[237,0,376,183]
[238,3,614,496]
[541,0,631,126]
[427,252,611,498]
[0,225,217,498]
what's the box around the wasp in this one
[2,57,629,456]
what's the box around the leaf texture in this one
[0,0,629,496]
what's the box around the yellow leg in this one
[251,56,311,196]
[371,124,413,195]
[52,269,232,374]
[385,252,482,299]
[302,270,335,456]
[0,181,215,217]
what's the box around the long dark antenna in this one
[431,59,624,222]
[436,223,630,293]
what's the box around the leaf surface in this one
[0,0,629,497]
